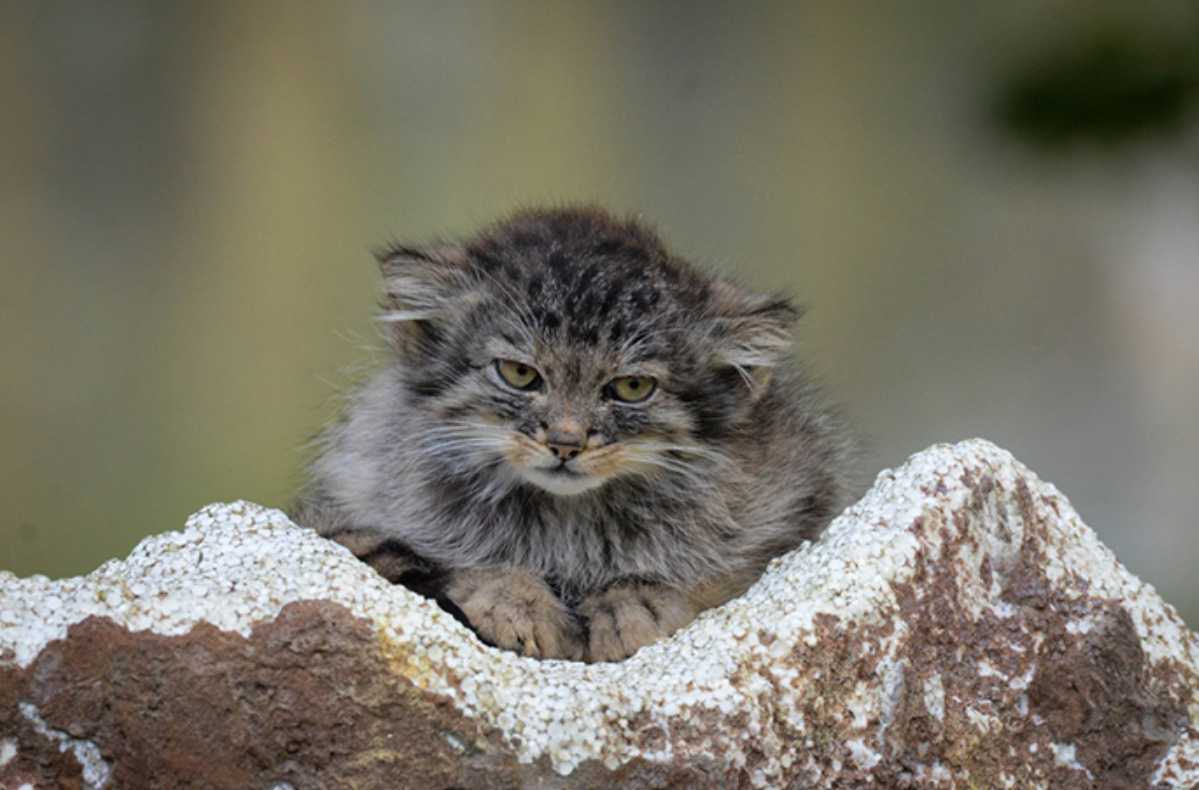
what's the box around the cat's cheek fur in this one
[502,431,549,470]
[571,446,630,481]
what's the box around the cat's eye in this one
[607,375,657,403]
[495,359,543,391]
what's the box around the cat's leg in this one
[325,530,428,583]
[578,581,699,663]
[445,568,585,661]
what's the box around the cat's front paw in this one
[445,568,585,661]
[579,581,698,663]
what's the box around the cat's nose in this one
[547,438,585,461]
[546,424,586,460]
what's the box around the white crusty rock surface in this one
[2,439,1198,789]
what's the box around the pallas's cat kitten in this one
[294,207,851,662]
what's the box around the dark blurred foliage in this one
[996,25,1199,147]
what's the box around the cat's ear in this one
[376,244,473,359]
[707,281,800,399]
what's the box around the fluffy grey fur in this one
[293,207,852,662]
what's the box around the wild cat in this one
[293,207,851,662]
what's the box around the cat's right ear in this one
[376,244,472,360]
[705,280,800,400]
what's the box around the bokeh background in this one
[3,1,1198,625]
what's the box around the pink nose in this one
[547,438,584,460]
[546,425,586,460]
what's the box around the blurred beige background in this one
[2,1,1197,624]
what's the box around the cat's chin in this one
[521,467,608,497]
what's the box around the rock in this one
[2,439,1198,789]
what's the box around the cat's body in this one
[293,208,851,662]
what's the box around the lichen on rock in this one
[2,439,1198,789]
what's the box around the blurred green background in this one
[3,1,1198,625]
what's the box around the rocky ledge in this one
[2,439,1198,789]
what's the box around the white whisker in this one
[377,310,434,323]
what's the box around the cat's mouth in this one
[522,463,608,497]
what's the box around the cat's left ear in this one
[707,281,800,399]
[376,243,474,360]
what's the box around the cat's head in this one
[376,208,798,497]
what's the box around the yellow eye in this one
[496,359,542,390]
[607,375,656,403]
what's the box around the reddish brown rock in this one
[7,602,518,789]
